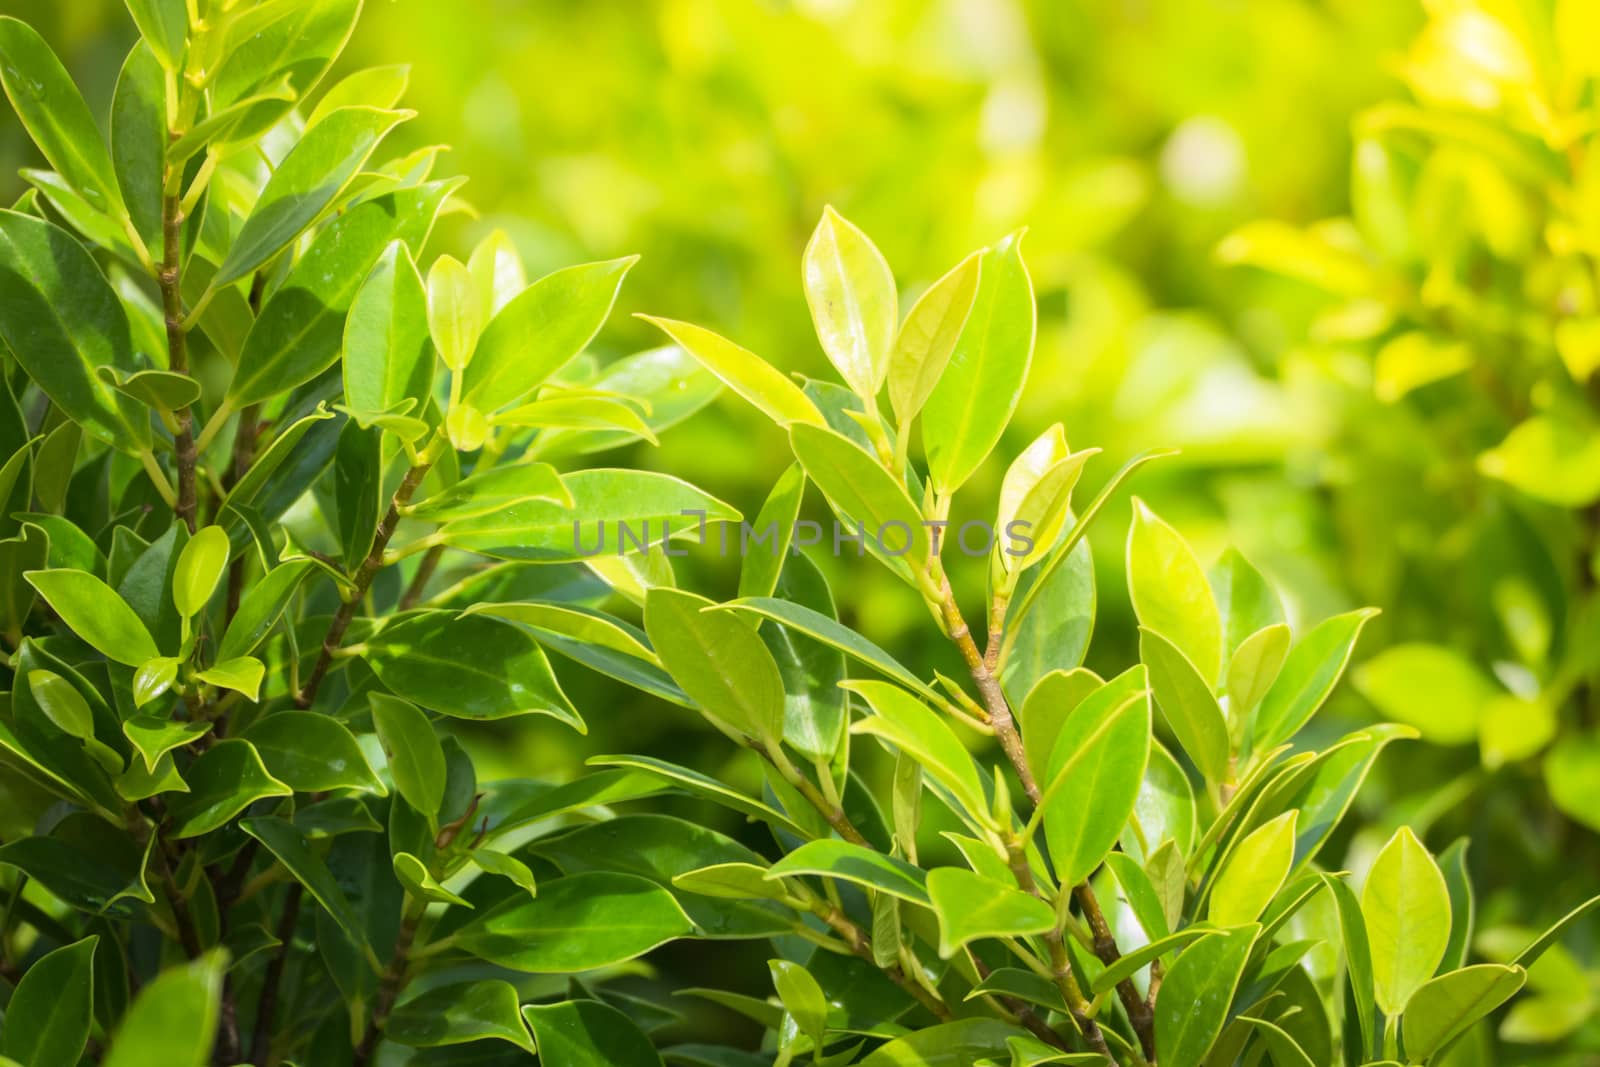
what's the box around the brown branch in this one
[757,745,870,847]
[249,882,303,1066]
[398,543,445,611]
[296,461,434,708]
[159,189,198,533]
[352,908,420,1067]
[939,579,1152,1062]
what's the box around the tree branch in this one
[297,460,435,708]
[159,189,198,533]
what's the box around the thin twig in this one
[249,883,303,1066]
[352,905,421,1067]
[297,461,435,708]
[398,544,445,611]
[159,189,199,533]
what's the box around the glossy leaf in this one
[771,959,830,1051]
[1127,498,1221,682]
[926,867,1054,958]
[639,315,824,427]
[172,525,228,619]
[362,611,581,728]
[239,816,373,957]
[242,711,384,794]
[887,251,982,427]
[123,0,186,70]
[461,256,638,411]
[455,871,691,972]
[407,461,572,522]
[1208,811,1296,925]
[101,951,226,1067]
[1154,924,1258,1067]
[645,588,785,743]
[520,999,664,1067]
[25,569,159,665]
[804,206,897,397]
[0,18,123,215]
[0,212,148,449]
[790,422,930,570]
[386,980,535,1052]
[767,839,930,904]
[922,230,1034,493]
[368,693,446,820]
[1251,608,1378,753]
[343,240,434,422]
[847,679,988,820]
[166,739,292,838]
[1139,628,1229,784]
[1403,964,1526,1062]
[1363,826,1452,1015]
[215,106,410,286]
[0,935,96,1067]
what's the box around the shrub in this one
[614,210,1597,1065]
[0,2,725,1063]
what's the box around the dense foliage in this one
[0,2,1594,1067]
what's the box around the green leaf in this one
[639,315,823,427]
[996,428,1094,572]
[469,849,538,897]
[860,1020,1030,1066]
[368,693,446,820]
[1017,668,1101,789]
[1154,924,1259,1067]
[1547,733,1600,832]
[229,181,459,407]
[0,935,96,1067]
[1403,964,1526,1062]
[123,714,210,771]
[0,18,123,216]
[426,254,482,371]
[1478,411,1600,506]
[101,951,226,1067]
[166,739,292,838]
[0,814,152,914]
[394,851,471,907]
[520,1000,664,1067]
[717,597,937,699]
[110,42,164,252]
[998,537,1096,705]
[1208,548,1284,660]
[532,343,722,456]
[25,569,159,665]
[1127,498,1222,682]
[308,64,411,126]
[803,206,897,397]
[1439,838,1474,972]
[922,230,1034,494]
[172,525,228,619]
[1251,608,1378,753]
[645,588,785,743]
[0,212,149,450]
[888,251,982,427]
[343,240,434,423]
[1323,873,1377,1057]
[583,754,810,840]
[846,679,988,821]
[764,551,848,761]
[408,461,572,522]
[387,980,535,1052]
[195,656,264,701]
[215,106,411,287]
[456,871,691,972]
[1224,623,1290,721]
[1089,926,1216,995]
[1363,826,1451,1015]
[1208,811,1296,926]
[242,711,384,794]
[789,422,930,572]
[1038,674,1151,885]
[462,257,638,412]
[362,611,581,728]
[467,228,525,316]
[926,867,1054,958]
[1511,893,1600,968]
[333,419,383,564]
[1354,642,1496,746]
[123,0,186,70]
[767,839,930,904]
[672,862,790,902]
[25,669,94,741]
[434,468,737,560]
[771,958,830,1050]
[737,462,806,600]
[468,601,656,665]
[98,368,201,412]
[238,816,373,960]
[1139,628,1229,784]
[217,560,314,660]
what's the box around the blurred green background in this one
[5,0,1597,1055]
